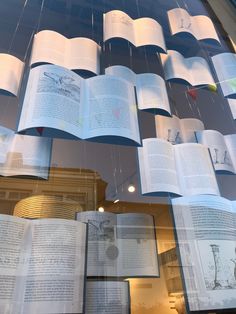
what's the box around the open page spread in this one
[30,30,100,74]
[0,54,24,97]
[85,281,130,314]
[212,53,236,98]
[76,211,159,277]
[160,50,216,88]
[172,195,236,311]
[168,8,220,43]
[0,215,87,314]
[103,10,166,52]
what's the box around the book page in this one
[0,215,30,314]
[0,54,24,97]
[224,134,236,172]
[84,75,140,145]
[137,138,181,195]
[0,126,15,165]
[134,18,166,51]
[174,143,220,196]
[30,30,67,66]
[212,53,236,98]
[18,64,85,139]
[85,281,130,313]
[187,56,215,87]
[103,10,135,45]
[76,211,118,277]
[180,118,205,142]
[2,134,52,179]
[193,15,220,42]
[68,38,100,74]
[105,65,136,86]
[172,195,236,311]
[22,219,87,314]
[155,115,183,144]
[136,73,170,114]
[228,99,236,119]
[117,213,159,277]
[196,130,235,173]
[168,8,195,37]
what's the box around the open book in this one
[17,64,141,146]
[160,50,216,88]
[137,138,220,196]
[0,125,51,179]
[196,130,236,174]
[105,65,171,115]
[155,115,204,144]
[0,53,24,96]
[228,98,236,119]
[172,195,236,312]
[76,211,159,277]
[167,8,220,43]
[0,214,87,314]
[103,10,166,52]
[85,281,130,313]
[212,52,236,98]
[30,30,101,75]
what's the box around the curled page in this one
[160,50,216,88]
[0,54,24,97]
[212,53,236,98]
[103,10,166,52]
[105,65,171,115]
[168,8,220,44]
[30,30,101,74]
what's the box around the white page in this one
[174,143,220,196]
[85,281,130,314]
[224,134,236,172]
[138,138,181,195]
[76,211,118,277]
[193,15,220,42]
[30,30,67,66]
[68,37,100,74]
[172,195,236,311]
[116,213,159,277]
[212,53,236,98]
[228,98,236,119]
[103,10,135,45]
[0,126,15,164]
[18,64,85,139]
[180,118,205,142]
[196,130,235,173]
[134,17,166,51]
[188,56,215,87]
[105,65,136,86]
[2,134,52,179]
[136,73,170,113]
[155,115,183,144]
[84,75,140,144]
[22,219,86,314]
[0,54,24,97]
[0,215,30,314]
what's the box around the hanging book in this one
[160,50,216,88]
[30,30,101,75]
[17,64,141,146]
[137,138,220,196]
[76,211,159,278]
[172,195,236,312]
[0,125,51,179]
[103,10,166,52]
[168,8,220,44]
[0,215,87,314]
[155,115,204,144]
[105,65,171,115]
[212,52,236,98]
[0,53,24,97]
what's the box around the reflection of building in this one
[5,152,23,169]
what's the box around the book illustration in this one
[160,50,216,88]
[0,53,24,97]
[87,219,115,242]
[30,30,101,74]
[168,8,220,43]
[17,64,141,146]
[212,53,236,98]
[105,65,171,115]
[103,10,166,52]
